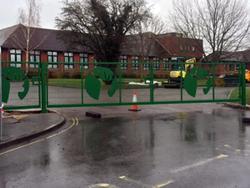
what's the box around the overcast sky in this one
[0,0,172,30]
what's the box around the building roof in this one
[0,24,204,59]
[208,50,250,62]
[0,24,19,46]
[0,24,90,53]
[156,33,204,59]
[121,33,169,57]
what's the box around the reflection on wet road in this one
[0,108,250,188]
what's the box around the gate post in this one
[41,63,48,113]
[149,61,154,103]
[241,62,246,106]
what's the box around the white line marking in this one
[119,176,174,188]
[171,154,228,173]
[154,180,175,188]
[119,176,152,187]
[0,117,77,157]
[75,117,79,126]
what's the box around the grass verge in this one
[229,88,250,104]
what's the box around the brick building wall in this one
[1,47,174,78]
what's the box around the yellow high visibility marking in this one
[0,117,78,157]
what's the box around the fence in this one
[3,61,246,112]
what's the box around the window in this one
[132,56,139,70]
[153,57,160,70]
[171,64,183,71]
[80,53,88,69]
[48,51,58,69]
[192,46,196,52]
[163,58,170,71]
[29,51,40,68]
[119,55,128,70]
[64,52,74,69]
[10,49,22,68]
[229,64,235,71]
[143,57,150,70]
[236,64,240,70]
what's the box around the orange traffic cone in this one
[129,92,141,112]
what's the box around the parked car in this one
[128,80,162,87]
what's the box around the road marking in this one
[46,117,78,139]
[119,176,152,187]
[153,180,175,188]
[171,154,228,174]
[75,117,79,126]
[119,176,174,188]
[224,144,231,148]
[0,117,78,157]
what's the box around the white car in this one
[144,80,162,87]
[128,80,162,87]
[128,81,148,86]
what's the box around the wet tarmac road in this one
[1,106,250,188]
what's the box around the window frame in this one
[143,57,150,70]
[48,51,58,69]
[132,56,139,70]
[229,64,235,71]
[153,57,160,70]
[10,49,22,68]
[163,58,171,71]
[64,52,74,69]
[29,50,40,68]
[80,53,89,69]
[119,55,128,70]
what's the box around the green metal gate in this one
[3,61,42,111]
[3,61,246,112]
[46,61,246,110]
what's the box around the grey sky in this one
[0,0,172,29]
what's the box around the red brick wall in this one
[2,48,9,62]
[41,51,47,62]
[1,47,244,78]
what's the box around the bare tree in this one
[14,0,41,73]
[18,0,40,60]
[130,15,168,78]
[135,15,168,57]
[56,0,150,63]
[171,0,250,60]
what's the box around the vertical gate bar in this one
[38,62,41,107]
[150,60,154,103]
[212,62,215,101]
[41,63,48,113]
[80,61,84,104]
[238,63,241,103]
[46,63,49,107]
[241,62,246,106]
[118,62,122,104]
[0,46,3,141]
[180,62,183,101]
